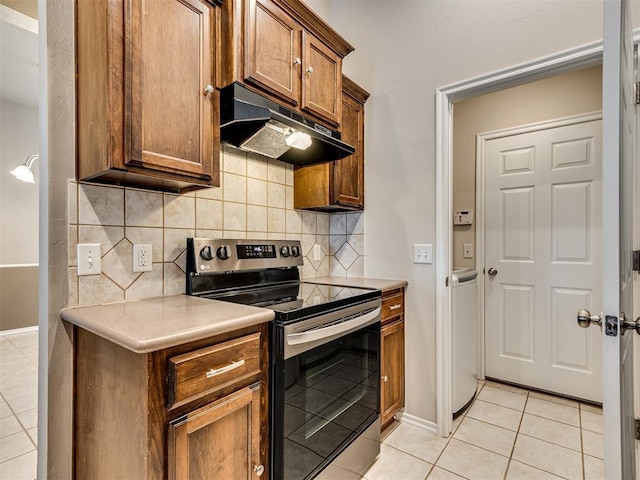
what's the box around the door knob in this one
[620,313,640,335]
[577,309,602,329]
[487,267,498,278]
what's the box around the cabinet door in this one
[301,31,342,126]
[245,0,301,105]
[380,320,405,429]
[168,384,264,480]
[333,93,364,208]
[127,0,216,179]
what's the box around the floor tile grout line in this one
[502,390,529,480]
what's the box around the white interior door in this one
[600,0,637,477]
[484,116,603,402]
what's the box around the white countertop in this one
[61,295,274,354]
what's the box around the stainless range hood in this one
[220,83,355,166]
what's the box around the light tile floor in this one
[361,380,604,480]
[0,329,38,480]
[0,332,606,480]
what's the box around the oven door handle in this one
[286,307,381,346]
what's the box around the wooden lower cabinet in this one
[380,288,405,431]
[73,324,269,480]
[168,385,263,479]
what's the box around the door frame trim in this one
[475,111,603,384]
[433,36,640,437]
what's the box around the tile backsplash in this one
[67,146,365,306]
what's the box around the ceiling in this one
[0,6,39,108]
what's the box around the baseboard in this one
[0,325,39,336]
[396,410,439,435]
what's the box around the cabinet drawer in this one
[167,332,261,408]
[381,290,404,324]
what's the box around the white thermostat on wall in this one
[453,210,474,225]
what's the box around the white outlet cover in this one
[313,243,322,262]
[77,243,102,276]
[133,244,153,273]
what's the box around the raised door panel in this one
[484,119,602,402]
[334,93,363,208]
[128,0,216,178]
[169,384,263,480]
[380,320,404,429]
[302,31,341,126]
[245,0,300,105]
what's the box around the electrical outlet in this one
[133,244,152,273]
[313,243,322,262]
[463,243,473,259]
[77,244,102,276]
[413,244,432,264]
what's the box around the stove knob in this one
[217,245,231,260]
[290,245,300,257]
[280,245,290,258]
[200,246,213,261]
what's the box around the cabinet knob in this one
[254,465,265,476]
[382,375,388,383]
[306,66,314,74]
[293,57,301,66]
[204,84,214,95]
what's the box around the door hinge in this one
[636,418,640,441]
[445,276,449,287]
[635,82,640,105]
[633,250,640,272]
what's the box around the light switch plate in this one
[77,243,102,276]
[413,244,432,264]
[133,244,152,273]
[463,243,473,259]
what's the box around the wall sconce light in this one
[10,154,39,184]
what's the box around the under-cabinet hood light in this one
[285,131,312,150]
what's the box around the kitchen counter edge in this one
[60,295,275,354]
[308,276,408,292]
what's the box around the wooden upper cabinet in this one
[245,0,301,105]
[301,31,342,125]
[76,0,221,193]
[221,0,353,129]
[294,75,369,211]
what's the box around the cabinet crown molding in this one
[273,0,354,57]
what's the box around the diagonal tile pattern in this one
[360,380,604,480]
[0,329,38,480]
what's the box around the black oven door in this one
[271,308,380,480]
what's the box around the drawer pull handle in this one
[388,304,402,311]
[205,359,245,378]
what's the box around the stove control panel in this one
[188,238,304,274]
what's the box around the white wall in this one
[0,98,39,265]
[322,0,639,425]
